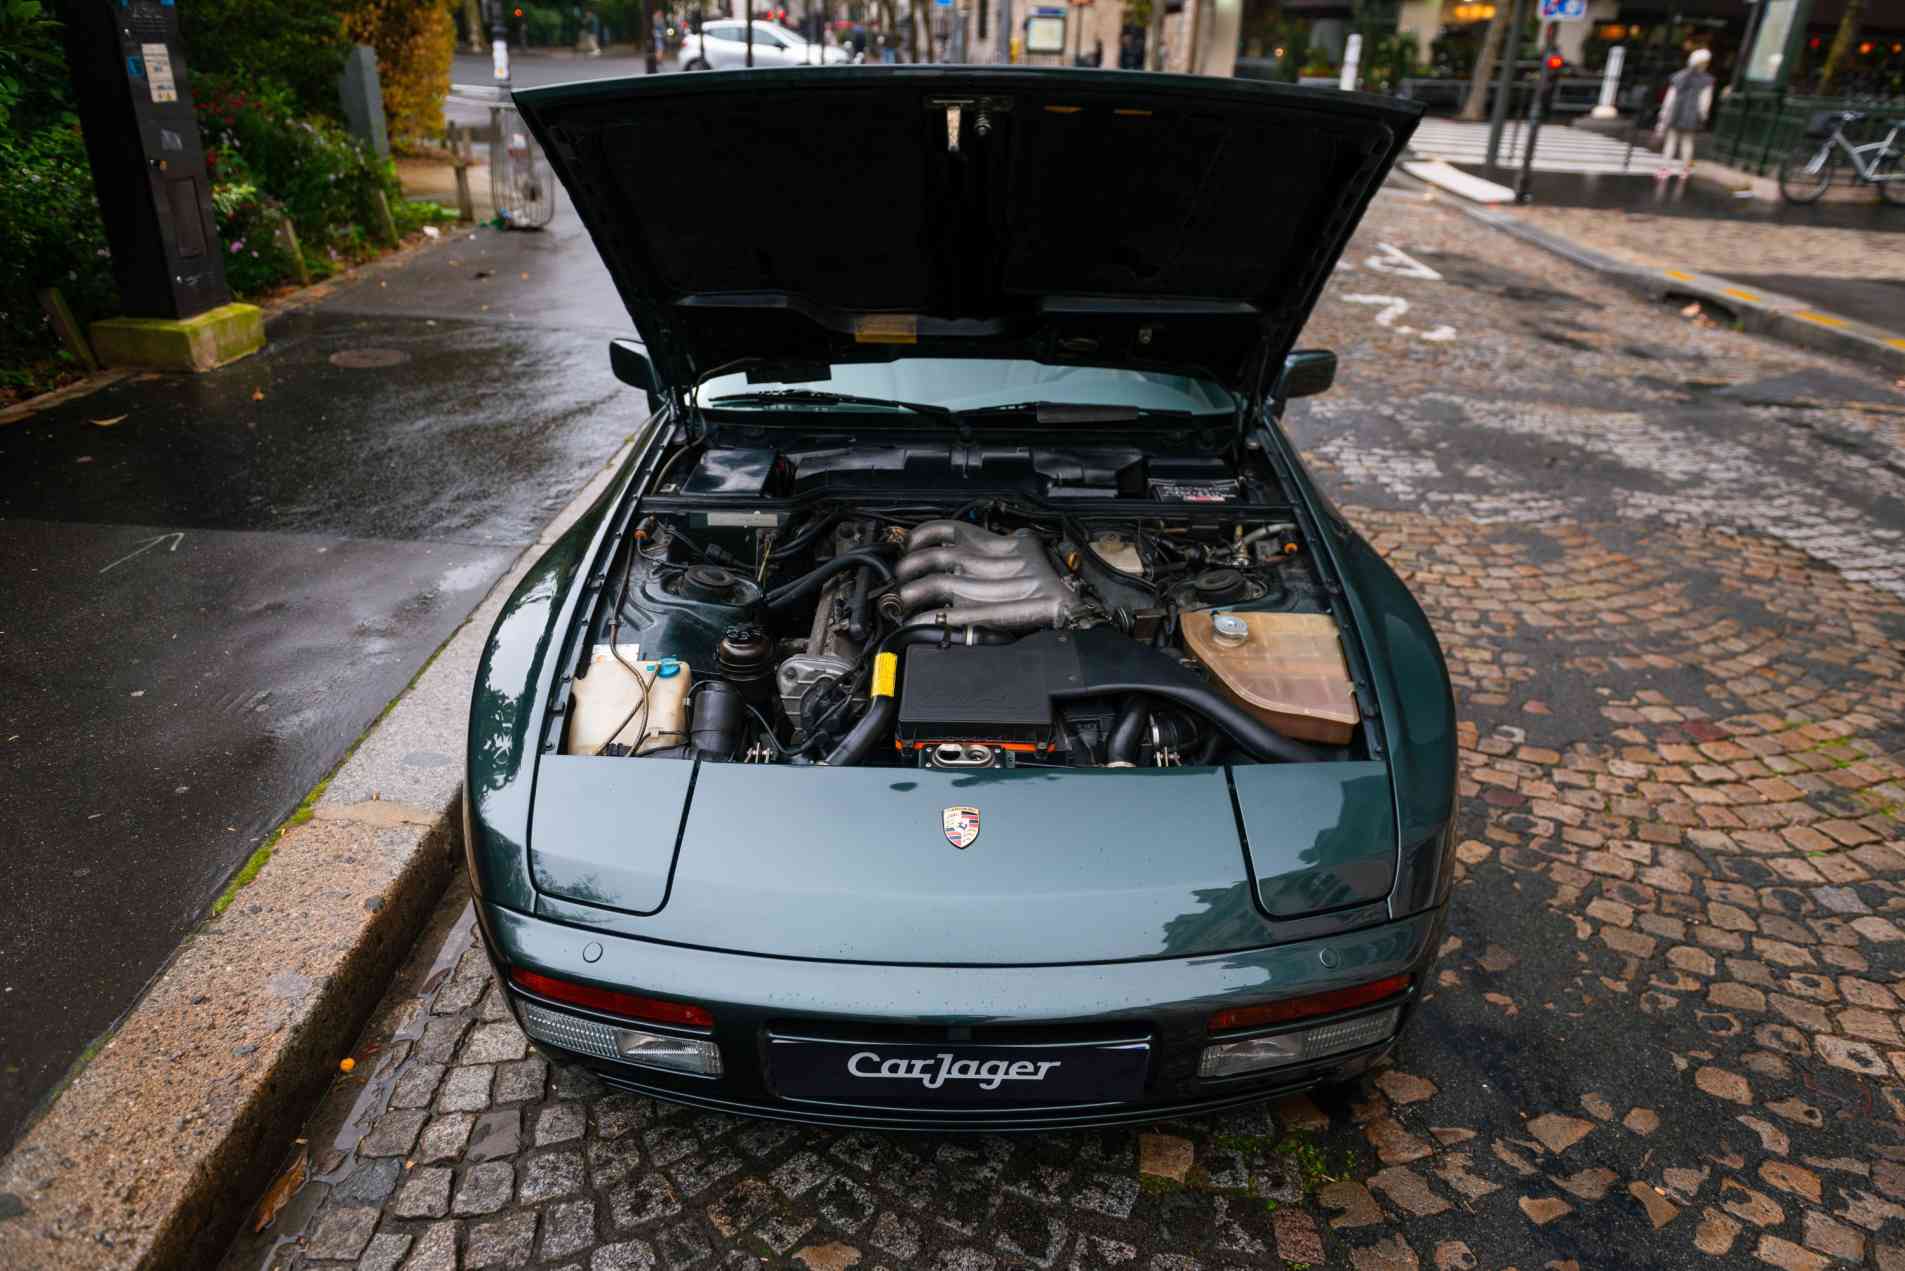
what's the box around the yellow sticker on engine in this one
[870,652,899,698]
[854,314,918,345]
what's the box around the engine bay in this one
[558,433,1367,771]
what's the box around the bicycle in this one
[1777,110,1905,205]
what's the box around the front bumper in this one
[477,900,1447,1131]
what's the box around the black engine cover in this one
[897,633,1075,745]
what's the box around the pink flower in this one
[229,239,245,253]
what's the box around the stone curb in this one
[0,435,638,1271]
[1430,187,1905,378]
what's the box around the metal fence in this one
[1711,89,1905,177]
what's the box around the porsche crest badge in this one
[942,805,981,850]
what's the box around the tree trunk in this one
[1460,7,1507,121]
[1148,0,1165,69]
[1818,0,1865,95]
[463,0,486,53]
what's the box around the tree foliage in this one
[179,0,352,119]
[342,0,457,140]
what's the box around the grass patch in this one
[210,774,333,917]
[1276,1133,1357,1191]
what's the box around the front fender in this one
[465,421,666,916]
[1256,419,1459,917]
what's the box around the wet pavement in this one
[232,189,1905,1271]
[0,204,637,1147]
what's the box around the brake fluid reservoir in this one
[1181,611,1359,746]
[566,648,692,755]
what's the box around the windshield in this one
[697,359,1235,415]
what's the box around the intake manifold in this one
[894,520,1084,632]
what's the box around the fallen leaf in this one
[90,414,128,428]
[1680,302,1702,317]
[250,388,265,401]
[253,1147,307,1231]
[423,225,440,239]
[339,1056,355,1073]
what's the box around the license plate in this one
[767,1034,1151,1105]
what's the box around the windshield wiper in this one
[956,401,1197,424]
[701,389,954,422]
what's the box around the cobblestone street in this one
[233,187,1905,1271]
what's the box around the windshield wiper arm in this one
[957,401,1196,423]
[701,389,954,422]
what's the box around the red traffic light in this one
[1544,54,1565,71]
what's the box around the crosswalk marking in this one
[1408,119,1654,174]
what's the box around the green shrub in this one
[0,0,69,134]
[179,0,350,121]
[196,78,400,265]
[0,119,116,382]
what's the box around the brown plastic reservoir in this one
[1180,610,1360,746]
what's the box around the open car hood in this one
[513,68,1421,400]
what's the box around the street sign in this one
[1537,0,1587,18]
[1025,14,1066,52]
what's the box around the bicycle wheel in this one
[1874,150,1905,206]
[1778,141,1837,204]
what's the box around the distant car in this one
[681,20,852,70]
[472,69,1456,1131]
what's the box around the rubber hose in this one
[847,564,872,643]
[885,624,1018,651]
[1194,729,1226,766]
[1052,680,1333,764]
[822,694,897,766]
[1108,696,1151,766]
[769,510,844,559]
[766,550,894,611]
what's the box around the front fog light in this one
[1199,1006,1400,1079]
[615,1026,723,1076]
[521,1002,722,1076]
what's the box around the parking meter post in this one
[746,0,755,66]
[1515,29,1559,203]
[1592,45,1624,118]
[1484,0,1526,177]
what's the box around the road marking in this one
[99,531,185,575]
[1886,337,1905,350]
[1664,270,1696,283]
[1342,294,1457,343]
[1365,242,1443,281]
[1795,310,1849,328]
[1722,288,1761,303]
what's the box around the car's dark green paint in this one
[1234,761,1395,918]
[464,422,667,920]
[1255,414,1460,918]
[529,755,690,915]
[483,900,1444,1130]
[462,69,1457,1128]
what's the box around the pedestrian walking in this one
[1654,48,1714,178]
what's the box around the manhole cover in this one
[329,348,411,369]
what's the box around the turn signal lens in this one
[1207,975,1410,1034]
[509,968,714,1030]
[1200,1007,1401,1078]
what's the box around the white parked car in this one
[681,20,853,70]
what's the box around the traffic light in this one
[1544,53,1565,72]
